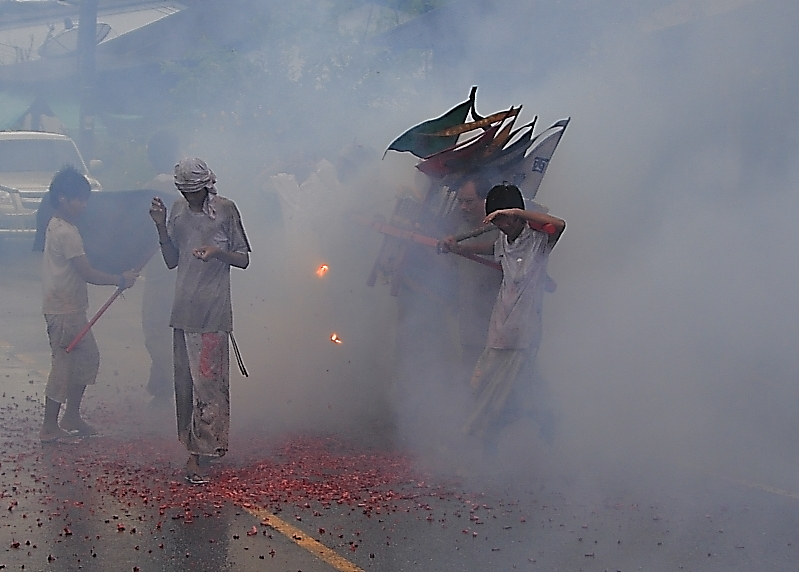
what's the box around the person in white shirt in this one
[40,166,138,443]
[457,183,565,457]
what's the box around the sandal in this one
[60,419,99,437]
[40,428,81,444]
[185,474,211,485]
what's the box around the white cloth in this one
[486,225,552,350]
[174,157,219,219]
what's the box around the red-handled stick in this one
[529,221,557,234]
[353,216,501,271]
[66,247,158,353]
[66,289,124,353]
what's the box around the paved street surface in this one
[1,238,799,572]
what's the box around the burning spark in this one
[316,264,329,277]
[330,333,342,344]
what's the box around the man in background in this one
[141,131,180,402]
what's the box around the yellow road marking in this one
[719,476,799,500]
[0,342,48,377]
[16,353,36,364]
[244,507,365,572]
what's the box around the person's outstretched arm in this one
[149,197,179,269]
[70,256,137,289]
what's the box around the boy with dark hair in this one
[460,183,565,456]
[40,166,138,443]
[149,158,250,484]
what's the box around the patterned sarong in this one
[173,329,230,457]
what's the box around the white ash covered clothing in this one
[462,347,532,438]
[43,313,99,404]
[486,225,552,350]
[174,330,230,457]
[41,217,99,403]
[42,217,89,315]
[167,195,250,332]
[464,225,555,438]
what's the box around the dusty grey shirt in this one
[486,225,552,350]
[167,195,250,333]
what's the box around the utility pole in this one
[77,0,98,157]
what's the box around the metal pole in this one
[77,0,98,157]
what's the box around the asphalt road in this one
[1,237,798,572]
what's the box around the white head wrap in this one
[174,157,217,194]
[174,157,218,218]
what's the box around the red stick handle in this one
[354,216,501,271]
[65,245,158,353]
[529,221,557,234]
[66,288,123,352]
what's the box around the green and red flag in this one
[384,87,477,159]
[415,107,519,178]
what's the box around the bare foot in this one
[60,417,98,436]
[185,454,200,475]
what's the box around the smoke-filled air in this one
[2,0,799,570]
[183,0,799,491]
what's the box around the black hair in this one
[147,130,180,174]
[485,183,524,215]
[49,165,90,208]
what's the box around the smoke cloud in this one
[32,0,796,494]
[161,1,799,493]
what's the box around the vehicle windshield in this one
[0,139,86,173]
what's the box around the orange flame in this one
[316,264,329,277]
[330,333,342,344]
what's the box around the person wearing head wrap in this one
[149,157,251,484]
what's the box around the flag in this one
[507,118,570,199]
[415,107,520,177]
[384,87,476,159]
